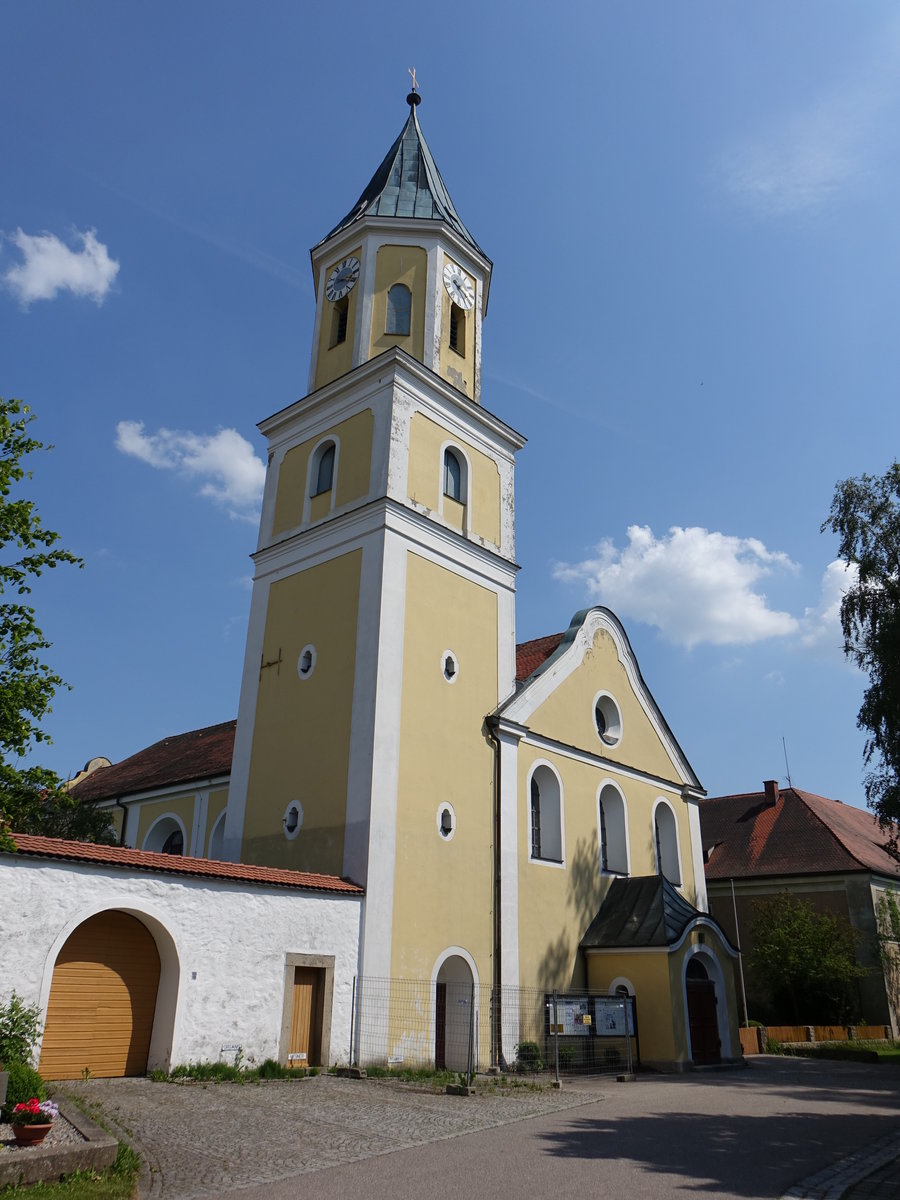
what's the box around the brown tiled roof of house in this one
[70,720,237,802]
[699,783,900,881]
[6,832,363,894]
[515,633,564,683]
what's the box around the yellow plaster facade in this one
[241,551,361,873]
[439,253,476,398]
[368,245,427,363]
[205,787,229,851]
[407,412,501,546]
[271,408,374,537]
[528,628,677,782]
[390,552,497,982]
[135,794,197,849]
[314,246,362,390]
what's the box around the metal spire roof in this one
[318,94,488,260]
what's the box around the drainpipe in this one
[485,713,502,1069]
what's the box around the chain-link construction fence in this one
[349,977,637,1082]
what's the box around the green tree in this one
[0,398,112,849]
[749,892,868,1024]
[876,889,900,1025]
[823,462,900,829]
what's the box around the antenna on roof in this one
[782,736,793,790]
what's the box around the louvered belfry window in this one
[449,305,464,355]
[331,297,349,347]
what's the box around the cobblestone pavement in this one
[59,1059,900,1200]
[60,1075,599,1198]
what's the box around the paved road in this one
[62,1057,900,1200]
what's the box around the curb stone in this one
[783,1132,900,1200]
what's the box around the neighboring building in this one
[700,781,900,1033]
[3,90,741,1077]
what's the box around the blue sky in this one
[3,1,898,807]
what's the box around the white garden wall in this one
[0,854,362,1071]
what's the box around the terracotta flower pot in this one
[11,1122,53,1146]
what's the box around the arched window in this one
[598,783,628,875]
[654,801,681,885]
[443,448,462,501]
[162,828,184,855]
[530,764,563,863]
[311,442,335,497]
[386,284,411,335]
[143,815,186,856]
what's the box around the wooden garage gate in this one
[39,910,162,1080]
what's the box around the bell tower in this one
[226,91,524,986]
[308,89,492,403]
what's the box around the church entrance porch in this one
[686,957,721,1065]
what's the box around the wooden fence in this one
[742,1024,892,1053]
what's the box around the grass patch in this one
[363,1066,457,1085]
[0,1143,140,1199]
[156,1058,317,1084]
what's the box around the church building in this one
[2,90,741,1076]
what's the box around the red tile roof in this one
[515,633,564,683]
[6,832,363,894]
[70,720,236,802]
[700,783,900,880]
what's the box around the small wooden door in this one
[289,967,321,1067]
[687,980,721,1065]
[39,911,161,1079]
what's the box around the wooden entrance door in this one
[39,911,161,1079]
[687,980,721,1064]
[289,967,322,1067]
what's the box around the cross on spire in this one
[407,67,421,108]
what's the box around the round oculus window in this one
[283,801,303,840]
[441,650,459,683]
[298,645,317,679]
[594,692,622,746]
[436,802,456,840]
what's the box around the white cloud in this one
[799,558,858,658]
[116,420,265,521]
[554,525,799,649]
[716,27,900,217]
[4,228,119,305]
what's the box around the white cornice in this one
[259,350,525,453]
[510,729,688,797]
[310,217,493,311]
[95,776,231,806]
[253,496,518,591]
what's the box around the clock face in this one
[325,256,360,302]
[442,262,475,311]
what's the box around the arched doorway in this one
[39,911,162,1079]
[685,956,721,1065]
[435,955,474,1072]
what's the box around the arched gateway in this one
[39,911,162,1079]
